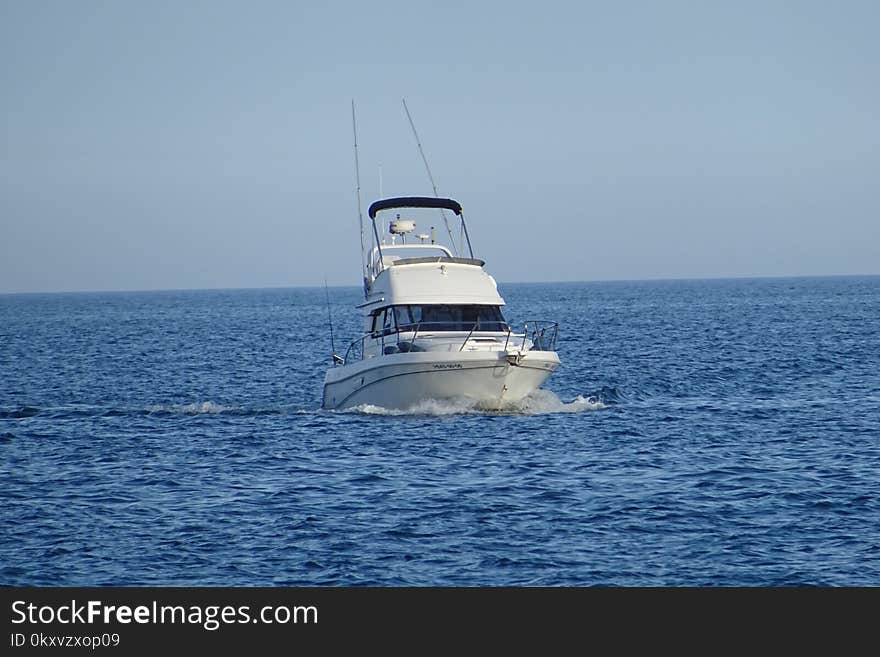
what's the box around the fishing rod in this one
[324,277,342,365]
[402,98,458,254]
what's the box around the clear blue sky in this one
[2,0,878,293]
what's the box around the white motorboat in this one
[321,196,560,410]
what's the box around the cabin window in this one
[393,305,507,332]
[370,307,398,336]
[383,308,395,334]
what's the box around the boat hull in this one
[322,350,560,410]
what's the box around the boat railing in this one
[458,322,479,352]
[339,324,429,365]
[395,320,509,333]
[518,320,559,352]
[341,336,365,365]
[340,329,417,366]
[337,319,558,365]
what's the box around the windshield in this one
[371,305,509,334]
[390,304,508,332]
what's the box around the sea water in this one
[1,277,878,585]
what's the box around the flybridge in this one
[364,196,479,293]
[367,197,474,260]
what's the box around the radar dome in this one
[389,219,416,234]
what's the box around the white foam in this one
[342,389,605,417]
[515,389,606,414]
[147,401,233,415]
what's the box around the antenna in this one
[402,98,458,254]
[352,100,368,296]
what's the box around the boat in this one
[321,195,560,410]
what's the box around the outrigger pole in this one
[352,100,368,296]
[402,98,458,254]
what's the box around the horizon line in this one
[1,271,878,296]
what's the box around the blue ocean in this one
[1,277,878,586]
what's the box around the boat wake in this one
[146,401,235,415]
[143,402,295,417]
[344,389,606,416]
[1,393,609,422]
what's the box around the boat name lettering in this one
[432,363,463,370]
